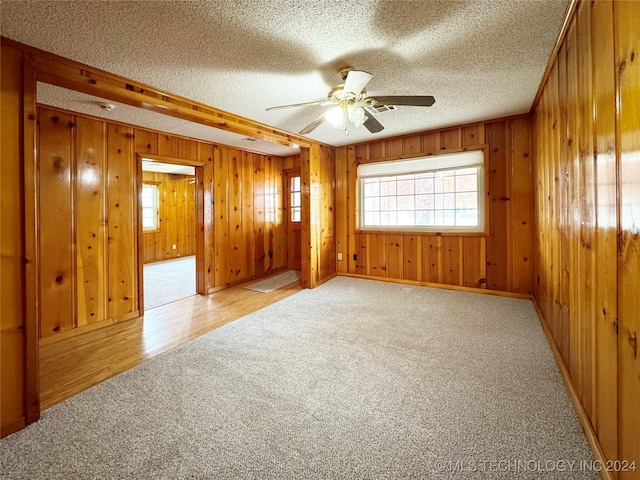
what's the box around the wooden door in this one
[285,170,302,270]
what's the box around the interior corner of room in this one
[0,0,638,477]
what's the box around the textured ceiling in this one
[1,0,568,153]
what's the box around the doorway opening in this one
[141,158,199,309]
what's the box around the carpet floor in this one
[143,256,196,310]
[0,277,597,479]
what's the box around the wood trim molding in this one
[530,0,580,111]
[337,273,532,299]
[531,299,614,480]
[138,153,205,167]
[22,53,41,425]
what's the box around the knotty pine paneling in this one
[532,0,639,472]
[37,106,288,338]
[142,171,196,264]
[301,145,336,287]
[214,148,285,287]
[335,116,532,294]
[38,110,75,336]
[614,0,640,472]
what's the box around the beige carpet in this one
[244,269,301,293]
[0,277,597,479]
[143,256,196,309]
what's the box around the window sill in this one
[355,228,489,237]
[143,229,161,234]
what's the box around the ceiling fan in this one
[266,67,435,136]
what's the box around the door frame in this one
[136,153,206,312]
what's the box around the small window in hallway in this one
[142,183,159,231]
[290,176,301,223]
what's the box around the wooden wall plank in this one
[39,109,75,337]
[614,0,640,472]
[576,3,596,421]
[403,235,421,282]
[485,120,511,292]
[227,149,243,281]
[75,115,106,327]
[510,117,533,295]
[242,152,255,279]
[157,133,178,158]
[197,142,215,291]
[369,234,387,277]
[421,236,441,283]
[134,128,156,156]
[214,146,229,286]
[253,154,266,277]
[440,128,461,150]
[273,156,286,271]
[591,0,618,461]
[462,237,486,288]
[346,147,357,274]
[106,123,137,319]
[386,234,403,279]
[442,236,462,286]
[335,147,348,273]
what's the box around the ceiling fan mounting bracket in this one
[337,66,354,81]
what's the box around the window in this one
[290,176,301,223]
[358,150,485,233]
[142,183,159,231]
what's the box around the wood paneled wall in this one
[532,0,639,473]
[36,106,287,341]
[301,145,337,287]
[142,172,196,264]
[213,147,285,286]
[335,117,533,294]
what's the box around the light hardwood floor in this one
[39,277,302,410]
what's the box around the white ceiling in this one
[141,160,195,176]
[1,0,569,153]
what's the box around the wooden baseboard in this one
[337,273,532,300]
[531,299,613,480]
[313,272,337,288]
[1,416,26,439]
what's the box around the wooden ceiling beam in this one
[2,37,312,149]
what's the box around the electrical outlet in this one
[353,254,358,261]
[172,244,177,250]
[337,253,343,261]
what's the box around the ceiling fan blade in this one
[363,110,384,134]
[299,113,327,135]
[369,95,435,107]
[343,70,373,95]
[266,100,330,111]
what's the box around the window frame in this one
[356,146,489,235]
[141,182,160,233]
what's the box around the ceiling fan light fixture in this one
[325,106,344,129]
[347,105,366,128]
